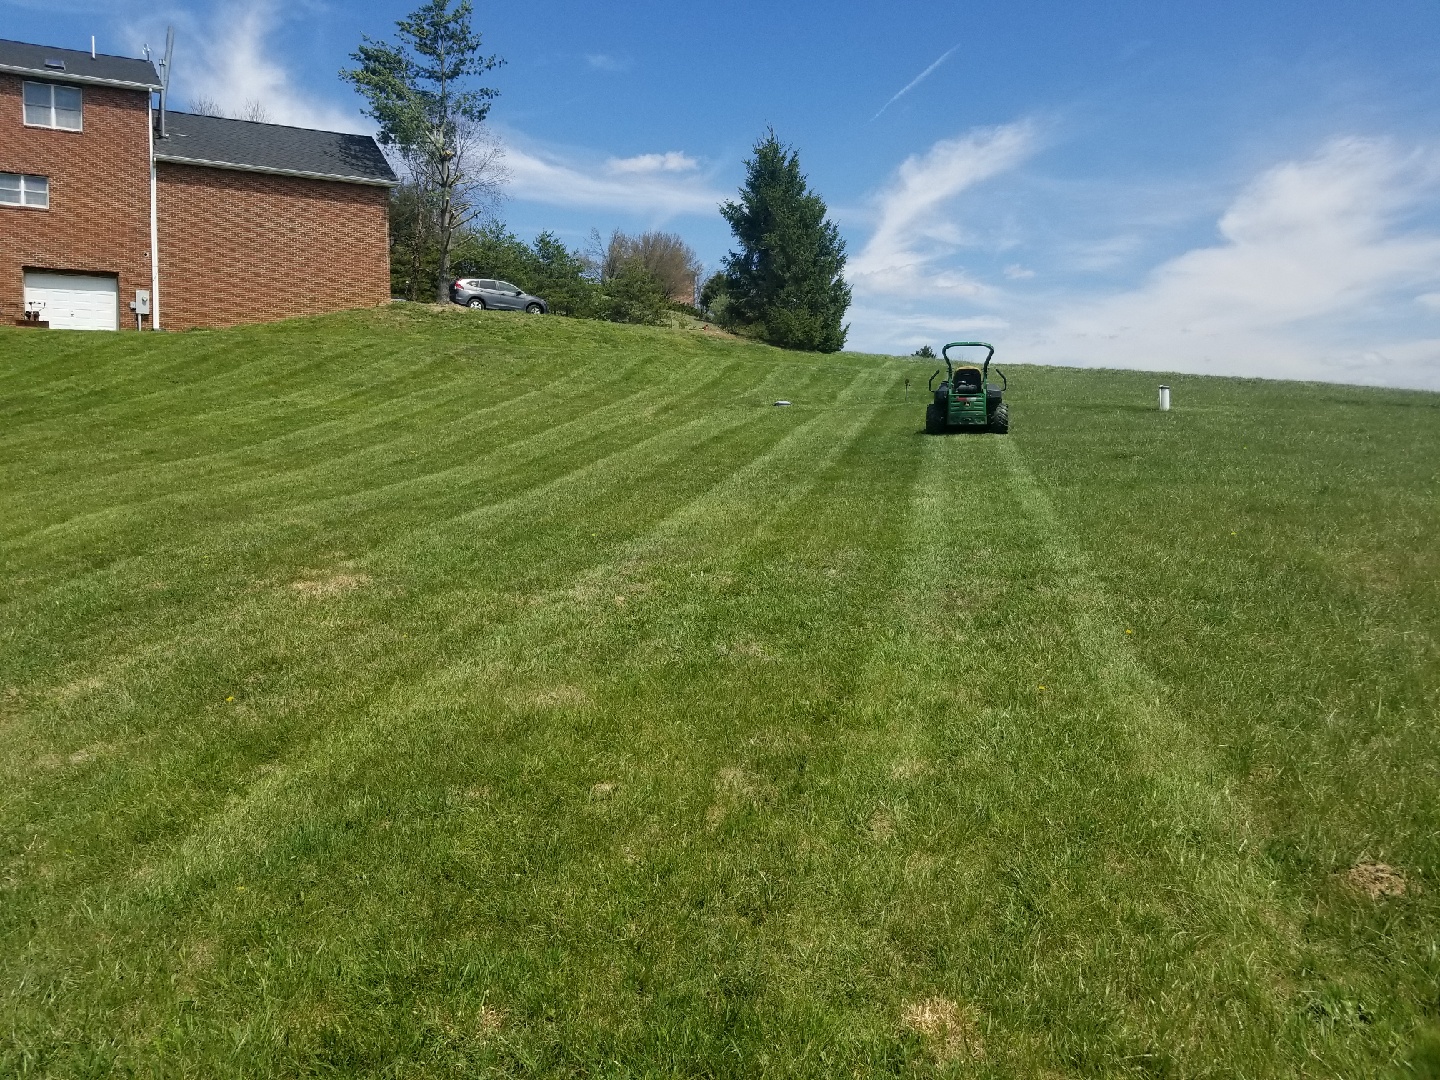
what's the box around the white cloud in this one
[1020,137,1440,387]
[850,122,1040,296]
[504,143,724,218]
[606,152,699,175]
[132,2,361,132]
[847,128,1440,387]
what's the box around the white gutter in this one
[148,98,160,330]
[153,154,399,187]
[0,63,161,90]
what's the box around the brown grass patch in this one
[705,766,769,830]
[476,1004,506,1037]
[902,996,985,1063]
[290,572,370,598]
[1342,860,1413,900]
[890,757,930,781]
[590,781,618,800]
[868,809,896,842]
[54,674,104,702]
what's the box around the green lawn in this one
[3,306,1439,1078]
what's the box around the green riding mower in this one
[924,341,1009,434]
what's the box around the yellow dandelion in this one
[1125,629,1133,635]
[225,695,235,702]
[1038,685,1047,691]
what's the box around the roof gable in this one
[156,112,398,187]
[0,38,161,90]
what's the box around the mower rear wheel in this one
[925,403,945,434]
[989,403,1010,434]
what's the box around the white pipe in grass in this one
[1158,385,1171,411]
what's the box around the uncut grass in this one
[3,308,1439,1076]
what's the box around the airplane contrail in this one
[871,43,961,121]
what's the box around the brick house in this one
[1,37,396,331]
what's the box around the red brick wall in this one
[0,74,153,325]
[156,164,390,330]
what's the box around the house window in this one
[0,173,50,208]
[23,81,83,131]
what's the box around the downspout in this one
[148,97,161,329]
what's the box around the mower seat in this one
[952,370,983,392]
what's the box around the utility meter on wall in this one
[130,290,150,315]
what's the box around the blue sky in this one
[9,0,1440,388]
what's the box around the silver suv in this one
[451,278,548,313]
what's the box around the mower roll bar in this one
[942,341,995,381]
[929,341,1003,391]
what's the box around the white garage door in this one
[23,272,118,331]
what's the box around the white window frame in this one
[0,173,50,209]
[22,80,83,132]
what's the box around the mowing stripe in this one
[994,436,1250,837]
[123,366,895,897]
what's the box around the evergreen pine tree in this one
[719,131,852,352]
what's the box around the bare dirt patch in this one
[290,572,370,598]
[902,996,985,1063]
[1342,860,1413,900]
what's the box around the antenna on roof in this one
[156,26,174,139]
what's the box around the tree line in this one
[345,0,850,350]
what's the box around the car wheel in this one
[525,303,544,314]
[468,298,485,309]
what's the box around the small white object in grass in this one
[1158,385,1171,411]
[773,400,792,407]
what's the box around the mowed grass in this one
[2,305,1439,1078]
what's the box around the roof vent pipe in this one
[156,26,174,139]
[91,36,96,60]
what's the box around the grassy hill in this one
[2,306,1438,1077]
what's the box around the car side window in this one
[479,280,496,290]
[496,281,518,293]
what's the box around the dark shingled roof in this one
[155,112,397,186]
[0,38,161,89]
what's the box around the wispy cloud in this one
[850,121,1040,296]
[606,151,699,175]
[1023,137,1440,386]
[871,44,960,121]
[504,142,723,218]
[586,53,628,73]
[846,127,1440,387]
[128,1,361,132]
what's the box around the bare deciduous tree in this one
[594,229,702,302]
[188,97,271,124]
